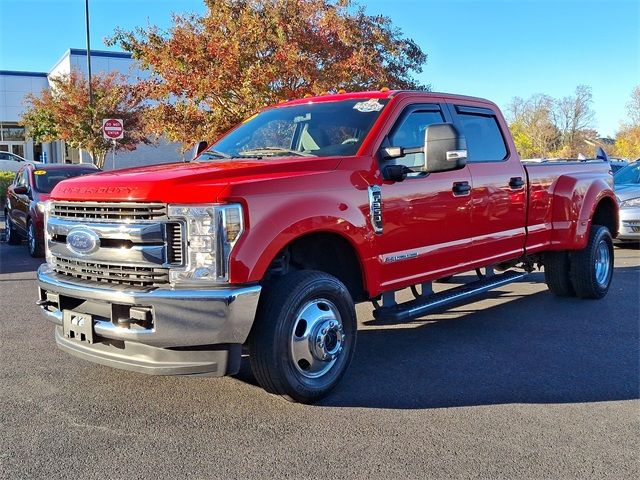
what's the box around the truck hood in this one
[50,157,342,203]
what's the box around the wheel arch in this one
[261,230,369,303]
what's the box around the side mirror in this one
[381,123,467,179]
[13,185,29,196]
[423,123,467,173]
[192,140,208,160]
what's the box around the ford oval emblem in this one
[67,228,100,255]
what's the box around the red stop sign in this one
[102,118,124,140]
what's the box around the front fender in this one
[228,190,375,287]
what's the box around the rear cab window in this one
[450,105,508,162]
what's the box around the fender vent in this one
[166,222,184,265]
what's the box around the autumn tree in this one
[614,85,640,159]
[107,0,428,147]
[507,85,597,158]
[21,71,149,168]
[552,85,595,156]
[626,85,640,125]
[507,94,559,158]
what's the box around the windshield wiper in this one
[197,149,231,160]
[238,147,313,157]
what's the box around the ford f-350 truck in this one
[37,90,618,403]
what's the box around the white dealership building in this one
[0,48,181,168]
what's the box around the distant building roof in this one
[0,70,48,78]
[49,48,133,75]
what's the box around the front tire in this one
[249,270,357,403]
[5,215,21,245]
[27,220,44,257]
[569,225,614,299]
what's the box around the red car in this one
[4,163,99,257]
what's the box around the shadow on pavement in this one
[237,266,639,409]
[0,240,43,274]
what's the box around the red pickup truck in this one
[37,90,618,403]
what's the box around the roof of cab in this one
[25,163,100,171]
[278,89,496,108]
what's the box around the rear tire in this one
[544,251,575,297]
[569,225,614,299]
[5,215,21,245]
[249,270,357,404]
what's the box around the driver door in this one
[376,104,474,291]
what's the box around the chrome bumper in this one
[37,264,262,375]
[617,207,640,241]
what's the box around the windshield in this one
[33,168,97,193]
[614,162,640,185]
[198,98,389,160]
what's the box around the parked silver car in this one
[614,160,640,243]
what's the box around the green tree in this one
[21,71,149,168]
[108,0,428,148]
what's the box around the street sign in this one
[102,118,124,140]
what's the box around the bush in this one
[0,171,16,210]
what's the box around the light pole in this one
[85,0,92,104]
[84,0,93,164]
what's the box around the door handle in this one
[452,181,471,196]
[509,177,525,189]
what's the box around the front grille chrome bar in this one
[51,201,166,222]
[53,257,169,288]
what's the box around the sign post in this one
[102,118,123,170]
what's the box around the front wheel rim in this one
[290,299,345,379]
[594,240,611,286]
[5,217,11,242]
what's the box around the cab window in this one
[387,109,445,169]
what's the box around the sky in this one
[0,0,638,137]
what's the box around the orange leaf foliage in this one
[108,0,428,148]
[21,71,150,168]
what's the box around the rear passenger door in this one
[447,103,527,266]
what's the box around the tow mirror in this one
[192,140,208,160]
[381,123,467,179]
[423,123,467,173]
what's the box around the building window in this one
[0,124,26,141]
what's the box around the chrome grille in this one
[51,201,166,222]
[53,257,169,288]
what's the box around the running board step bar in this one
[373,270,528,322]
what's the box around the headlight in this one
[167,203,244,285]
[42,201,54,268]
[620,197,640,208]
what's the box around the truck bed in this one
[524,160,613,253]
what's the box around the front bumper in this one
[37,264,261,375]
[617,206,640,241]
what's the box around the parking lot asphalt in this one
[0,237,638,479]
